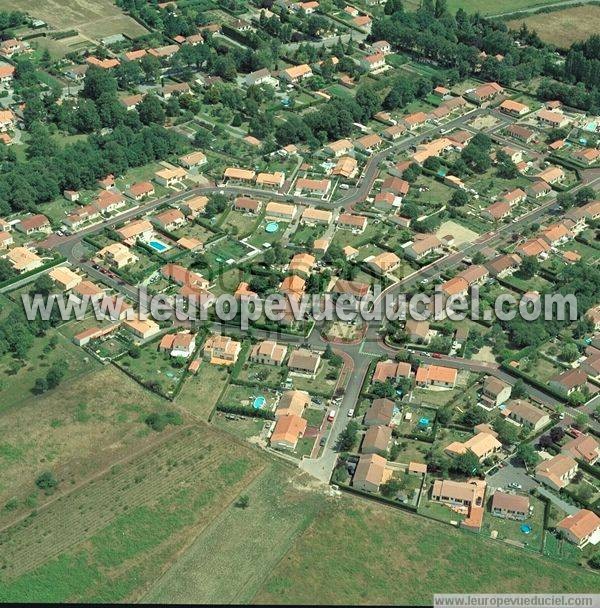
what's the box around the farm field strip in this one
[0,426,240,579]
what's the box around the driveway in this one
[486,458,538,492]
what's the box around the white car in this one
[347,409,354,418]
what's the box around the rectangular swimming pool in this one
[148,239,170,253]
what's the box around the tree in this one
[560,342,580,363]
[589,552,600,570]
[371,380,396,399]
[137,94,166,125]
[46,361,67,389]
[449,189,469,207]
[235,494,250,509]
[512,379,527,399]
[450,450,480,476]
[381,478,402,498]
[336,420,359,452]
[550,426,565,443]
[516,443,540,469]
[576,186,595,205]
[519,255,540,279]
[33,377,48,394]
[574,412,589,430]
[493,418,520,445]
[35,471,58,494]
[32,274,54,297]
[436,405,453,426]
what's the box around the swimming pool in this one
[265,222,279,233]
[148,239,170,253]
[253,395,266,409]
[584,121,597,132]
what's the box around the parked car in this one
[347,409,354,418]
[327,409,336,422]
[432,353,442,359]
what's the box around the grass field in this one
[2,0,147,41]
[404,0,564,16]
[254,495,600,605]
[142,463,326,603]
[507,5,600,48]
[0,424,265,602]
[175,361,230,419]
[0,366,171,523]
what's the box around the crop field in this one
[142,463,326,604]
[0,424,265,602]
[507,5,600,48]
[2,0,148,40]
[254,495,600,605]
[0,366,172,523]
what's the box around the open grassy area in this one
[0,318,102,413]
[254,495,600,605]
[2,0,148,41]
[0,424,264,602]
[175,361,230,419]
[405,0,563,16]
[507,5,600,48]
[142,463,325,604]
[0,366,170,524]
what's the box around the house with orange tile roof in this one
[0,63,15,82]
[537,109,569,128]
[161,263,209,290]
[265,201,297,221]
[280,274,306,299]
[444,430,502,461]
[337,213,367,233]
[431,478,485,508]
[96,243,138,269]
[295,178,331,197]
[181,195,209,218]
[155,167,187,187]
[325,138,353,157]
[535,454,578,491]
[515,237,551,259]
[362,425,392,455]
[123,316,160,340]
[404,234,442,260]
[536,165,565,185]
[540,222,573,246]
[354,133,383,153]
[117,219,154,244]
[179,151,207,169]
[203,334,241,365]
[469,82,504,104]
[372,359,412,384]
[256,171,285,189]
[483,200,511,221]
[234,196,262,214]
[491,491,530,520]
[360,52,386,72]
[366,251,401,275]
[556,509,600,548]
[332,155,358,179]
[289,252,316,276]
[159,331,196,358]
[126,181,155,201]
[152,208,186,232]
[86,56,120,69]
[270,414,307,450]
[15,214,51,235]
[353,453,387,493]
[573,147,600,166]
[281,63,312,83]
[562,433,600,465]
[415,364,457,388]
[48,266,82,291]
[276,390,310,418]
[250,340,287,366]
[223,167,256,183]
[499,99,529,116]
[300,207,333,226]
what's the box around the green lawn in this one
[404,0,562,15]
[289,361,339,397]
[254,495,600,605]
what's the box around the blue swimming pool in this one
[253,395,266,409]
[148,240,170,253]
[265,222,279,233]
